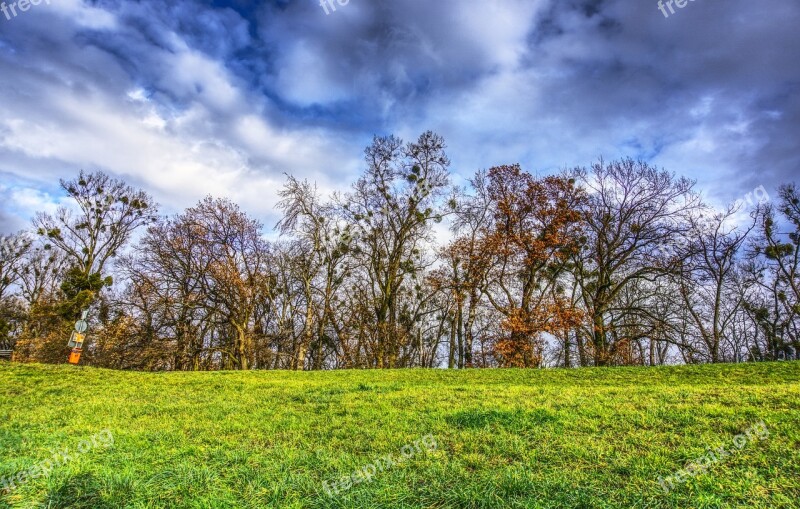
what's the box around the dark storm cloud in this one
[517,0,800,194]
[0,0,798,232]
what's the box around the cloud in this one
[0,0,798,233]
[0,0,361,232]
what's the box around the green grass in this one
[1,362,799,508]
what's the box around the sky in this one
[0,0,798,234]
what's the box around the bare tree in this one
[0,232,32,301]
[342,131,451,368]
[570,159,701,366]
[189,197,273,370]
[276,176,353,370]
[669,206,756,362]
[443,171,494,368]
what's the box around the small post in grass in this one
[67,310,89,365]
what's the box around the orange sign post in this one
[67,310,89,365]
[67,332,85,364]
[68,348,83,364]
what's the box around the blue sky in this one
[1,0,798,232]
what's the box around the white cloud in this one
[0,0,798,233]
[0,0,362,228]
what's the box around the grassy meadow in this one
[1,362,799,508]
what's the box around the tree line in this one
[1,131,798,370]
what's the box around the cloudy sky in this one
[0,0,798,233]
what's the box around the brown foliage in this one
[472,165,588,367]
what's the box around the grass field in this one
[1,362,799,508]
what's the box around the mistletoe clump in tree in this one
[33,170,158,326]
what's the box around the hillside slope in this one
[1,363,799,508]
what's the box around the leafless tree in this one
[569,159,701,366]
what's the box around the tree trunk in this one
[448,316,456,369]
[593,313,609,366]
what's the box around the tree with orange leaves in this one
[476,165,587,367]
